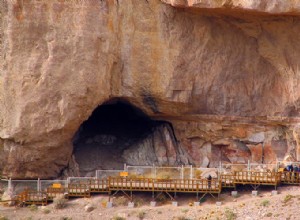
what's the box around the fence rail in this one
[1,163,300,206]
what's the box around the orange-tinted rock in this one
[1,0,300,178]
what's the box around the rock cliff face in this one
[162,0,300,14]
[1,0,300,178]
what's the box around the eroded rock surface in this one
[1,0,300,178]
[162,0,300,14]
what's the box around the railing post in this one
[124,163,127,171]
[37,178,41,192]
[181,165,184,179]
[276,160,279,172]
[8,178,12,191]
[152,164,155,179]
[190,165,193,179]
[247,160,250,171]
[66,177,70,188]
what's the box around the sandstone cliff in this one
[1,0,300,178]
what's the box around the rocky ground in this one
[0,185,300,220]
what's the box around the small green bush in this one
[261,200,270,207]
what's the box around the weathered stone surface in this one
[162,0,300,14]
[1,0,300,178]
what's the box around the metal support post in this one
[8,178,12,191]
[247,160,250,171]
[37,178,41,192]
[181,165,184,179]
[152,164,155,179]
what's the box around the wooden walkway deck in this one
[14,170,300,205]
[17,190,48,206]
[280,171,300,185]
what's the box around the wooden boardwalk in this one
[280,171,300,185]
[14,170,300,205]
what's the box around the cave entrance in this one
[73,99,180,176]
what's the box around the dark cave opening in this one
[72,99,165,176]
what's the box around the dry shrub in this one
[53,194,68,209]
[112,216,126,220]
[133,197,145,207]
[173,216,190,220]
[29,204,38,212]
[114,196,128,206]
[283,194,293,203]
[42,208,51,214]
[137,211,146,220]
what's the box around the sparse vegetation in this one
[60,217,72,220]
[261,199,270,207]
[133,197,145,207]
[114,196,128,206]
[0,215,9,220]
[53,194,68,209]
[42,208,51,214]
[137,211,146,220]
[112,216,126,220]
[224,208,236,220]
[181,208,189,213]
[283,194,293,203]
[266,212,272,217]
[173,216,191,220]
[29,204,38,212]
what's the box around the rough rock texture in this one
[162,0,300,14]
[1,0,300,178]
